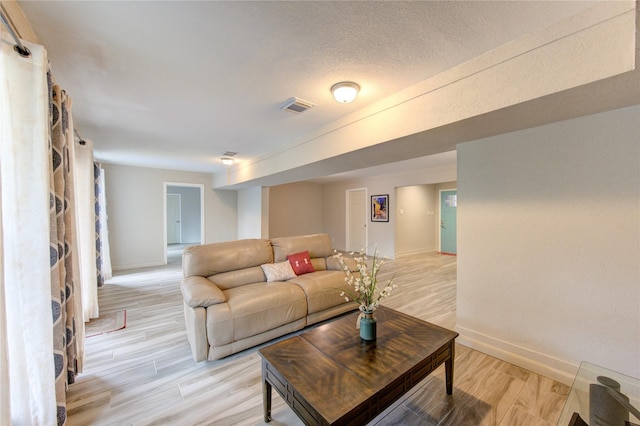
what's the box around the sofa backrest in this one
[183,239,272,290]
[271,233,333,271]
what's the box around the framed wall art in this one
[371,194,389,222]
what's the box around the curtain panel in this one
[74,138,99,321]
[95,162,112,286]
[48,73,82,425]
[1,30,93,425]
[95,162,105,287]
[1,34,57,424]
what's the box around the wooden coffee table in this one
[258,306,459,425]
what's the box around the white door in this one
[166,194,181,244]
[347,189,367,252]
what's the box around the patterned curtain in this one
[94,162,112,285]
[95,162,104,287]
[48,71,79,426]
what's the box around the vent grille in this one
[280,97,315,114]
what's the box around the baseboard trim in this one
[455,325,579,386]
[395,248,437,258]
[113,261,166,271]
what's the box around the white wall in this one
[457,105,640,383]
[395,185,437,255]
[394,181,458,256]
[237,186,264,239]
[268,182,324,238]
[104,164,237,270]
[322,165,457,258]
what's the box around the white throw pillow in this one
[261,261,297,282]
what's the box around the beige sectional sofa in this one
[181,233,357,362]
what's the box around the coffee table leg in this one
[263,378,272,422]
[445,341,455,395]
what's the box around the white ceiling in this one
[18,1,599,183]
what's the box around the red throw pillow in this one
[287,251,315,275]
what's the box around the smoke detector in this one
[280,97,315,114]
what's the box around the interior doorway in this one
[164,182,205,264]
[346,188,367,252]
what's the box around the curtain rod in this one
[0,9,31,57]
[74,128,87,146]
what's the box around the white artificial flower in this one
[332,247,396,314]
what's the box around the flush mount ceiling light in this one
[331,82,360,103]
[221,151,237,166]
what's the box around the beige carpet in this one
[86,310,126,337]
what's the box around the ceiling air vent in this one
[280,97,315,114]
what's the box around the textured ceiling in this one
[18,1,598,180]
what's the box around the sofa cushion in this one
[206,282,307,345]
[271,233,333,263]
[310,257,327,271]
[326,255,358,272]
[208,266,266,290]
[287,251,315,275]
[183,239,273,278]
[261,261,296,282]
[288,270,353,314]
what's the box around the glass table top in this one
[558,362,640,426]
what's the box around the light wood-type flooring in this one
[67,250,569,426]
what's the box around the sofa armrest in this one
[182,276,226,308]
[183,303,208,362]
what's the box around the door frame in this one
[438,188,457,254]
[346,188,368,253]
[163,182,205,264]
